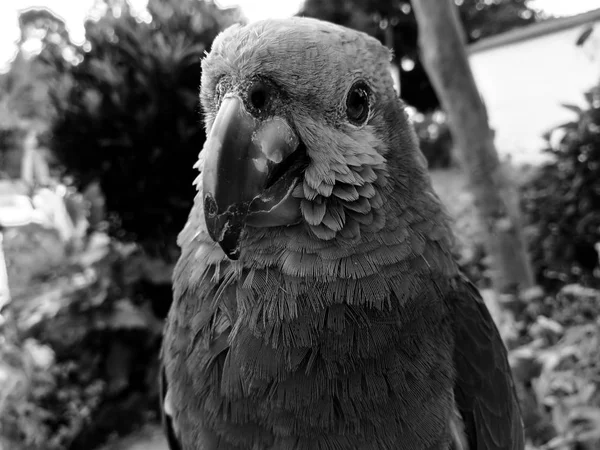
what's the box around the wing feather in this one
[449,275,525,450]
[160,366,183,450]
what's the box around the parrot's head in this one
[199,17,430,260]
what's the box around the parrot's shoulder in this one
[162,218,236,449]
[446,274,525,450]
[161,269,234,450]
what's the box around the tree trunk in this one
[412,0,535,294]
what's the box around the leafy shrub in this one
[508,284,600,449]
[48,0,242,253]
[1,236,169,450]
[521,82,600,292]
[0,124,28,179]
[410,109,453,169]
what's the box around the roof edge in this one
[468,8,600,55]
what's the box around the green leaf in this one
[560,103,583,115]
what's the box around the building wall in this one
[469,22,600,163]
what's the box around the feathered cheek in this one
[297,129,390,242]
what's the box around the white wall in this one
[469,23,600,164]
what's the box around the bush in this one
[521,82,600,292]
[508,284,600,448]
[0,235,169,450]
[48,0,242,253]
[410,109,454,169]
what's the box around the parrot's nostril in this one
[249,82,269,111]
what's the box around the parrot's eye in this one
[346,81,370,126]
[248,80,270,112]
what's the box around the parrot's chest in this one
[165,278,457,450]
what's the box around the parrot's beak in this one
[202,96,306,260]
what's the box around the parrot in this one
[160,17,525,450]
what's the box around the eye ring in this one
[345,81,371,126]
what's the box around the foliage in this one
[300,0,542,111]
[521,83,600,292]
[505,285,600,449]
[3,223,66,294]
[47,0,242,253]
[0,8,75,187]
[410,109,453,168]
[0,8,75,127]
[455,0,537,41]
[0,126,28,179]
[0,232,169,450]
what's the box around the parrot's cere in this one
[161,17,524,450]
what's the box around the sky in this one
[0,0,598,72]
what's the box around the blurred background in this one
[0,0,599,449]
